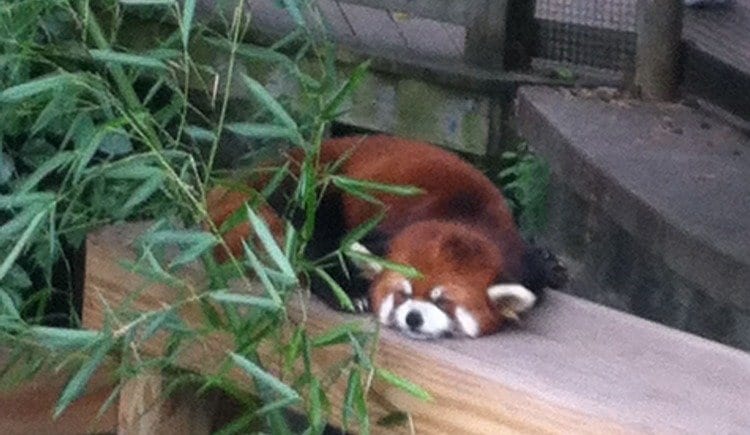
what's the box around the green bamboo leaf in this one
[184,125,217,142]
[255,395,299,416]
[246,206,296,281]
[229,352,300,400]
[0,289,20,319]
[208,291,280,311]
[0,210,46,282]
[118,174,165,218]
[54,337,112,419]
[312,322,361,348]
[340,212,383,249]
[30,326,100,350]
[18,152,75,193]
[226,123,298,142]
[242,241,282,306]
[331,175,424,197]
[342,369,358,432]
[345,250,422,280]
[0,74,75,103]
[312,268,354,312]
[281,0,305,27]
[104,163,162,180]
[0,193,55,209]
[0,202,46,242]
[240,74,298,131]
[89,49,168,70]
[181,0,196,48]
[323,60,371,120]
[119,0,176,4]
[376,368,431,401]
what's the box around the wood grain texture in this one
[83,222,750,434]
[0,352,118,435]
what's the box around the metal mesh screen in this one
[534,0,638,81]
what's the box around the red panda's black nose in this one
[405,311,423,330]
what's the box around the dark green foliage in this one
[0,0,429,431]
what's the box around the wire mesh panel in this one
[534,0,638,81]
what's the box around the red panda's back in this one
[322,135,526,280]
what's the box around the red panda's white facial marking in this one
[394,299,452,340]
[454,306,480,338]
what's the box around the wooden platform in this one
[81,222,750,434]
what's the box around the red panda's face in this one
[366,221,536,339]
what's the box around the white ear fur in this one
[486,284,537,313]
[349,242,384,279]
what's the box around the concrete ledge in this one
[83,222,750,434]
[516,85,750,349]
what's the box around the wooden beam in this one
[0,352,118,435]
[634,0,683,100]
[83,222,750,434]
[464,0,509,68]
[335,0,470,25]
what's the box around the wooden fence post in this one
[634,0,683,100]
[464,0,510,68]
[118,371,218,435]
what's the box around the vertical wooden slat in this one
[118,371,218,435]
[634,0,683,100]
[464,0,510,68]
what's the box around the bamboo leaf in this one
[345,250,422,280]
[240,74,298,131]
[208,291,280,311]
[323,60,370,120]
[184,125,217,142]
[226,123,298,141]
[119,0,176,4]
[246,206,296,281]
[29,326,100,351]
[0,74,75,103]
[0,210,46,282]
[229,352,300,400]
[89,49,168,70]
[331,175,424,197]
[312,322,362,348]
[312,268,354,312]
[54,337,112,419]
[181,0,197,48]
[242,241,282,306]
[118,174,165,218]
[0,193,55,209]
[17,152,75,193]
[340,212,383,249]
[376,368,431,401]
[281,0,305,27]
[0,289,20,319]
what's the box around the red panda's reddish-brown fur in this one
[207,135,563,338]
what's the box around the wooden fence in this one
[4,222,741,434]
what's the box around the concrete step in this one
[516,85,750,350]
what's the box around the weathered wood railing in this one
[66,222,750,434]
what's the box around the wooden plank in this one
[82,222,750,434]
[464,0,510,68]
[634,0,683,100]
[0,352,118,435]
[392,16,464,60]
[336,0,470,25]
[338,3,409,52]
[118,370,219,435]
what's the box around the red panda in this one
[207,135,567,339]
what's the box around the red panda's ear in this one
[487,284,536,320]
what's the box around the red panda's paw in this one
[352,296,371,313]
